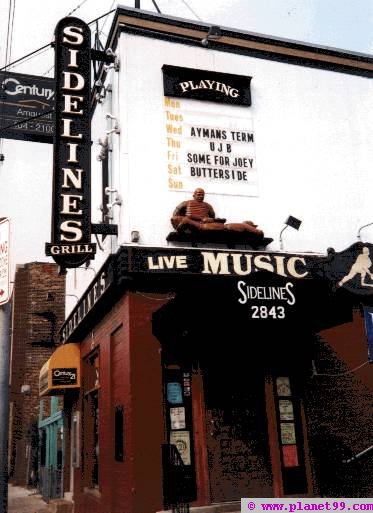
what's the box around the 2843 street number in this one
[250,305,286,319]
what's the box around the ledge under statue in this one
[167,188,273,248]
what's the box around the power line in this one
[67,0,90,17]
[8,0,16,66]
[0,43,52,73]
[4,0,14,70]
[99,0,116,36]
[42,3,117,78]
[1,0,16,157]
[0,6,118,133]
[0,109,54,133]
[180,0,202,21]
[42,0,91,75]
[0,8,116,75]
[312,359,369,377]
[152,0,162,14]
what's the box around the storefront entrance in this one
[203,361,273,501]
[153,274,354,504]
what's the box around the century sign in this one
[0,218,10,305]
[45,17,96,269]
[0,71,54,143]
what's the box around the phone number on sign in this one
[12,121,53,133]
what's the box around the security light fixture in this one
[285,216,302,230]
[66,294,79,303]
[279,215,302,250]
[131,230,140,243]
[21,384,31,395]
[106,114,120,135]
[202,26,222,47]
[103,48,120,71]
[357,222,373,241]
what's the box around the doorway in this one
[203,360,273,501]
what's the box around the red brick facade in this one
[305,309,373,497]
[66,289,373,513]
[9,262,65,485]
[69,292,164,513]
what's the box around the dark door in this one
[203,362,273,501]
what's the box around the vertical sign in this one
[0,219,10,305]
[363,306,373,363]
[45,17,96,269]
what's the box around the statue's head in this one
[193,188,205,202]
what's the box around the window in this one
[84,352,100,488]
[114,406,124,462]
[71,411,80,468]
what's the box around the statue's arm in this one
[207,204,216,218]
[172,201,187,217]
[202,203,226,223]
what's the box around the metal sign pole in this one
[0,300,11,513]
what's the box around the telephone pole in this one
[0,300,11,513]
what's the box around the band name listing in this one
[165,97,258,196]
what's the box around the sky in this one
[0,0,372,271]
[1,0,373,78]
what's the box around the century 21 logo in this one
[2,77,54,100]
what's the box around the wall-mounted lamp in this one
[105,186,122,218]
[106,113,120,135]
[357,222,373,242]
[66,293,79,303]
[21,384,31,395]
[279,215,302,250]
[97,136,109,161]
[105,48,120,72]
[105,187,118,195]
[202,25,222,47]
[94,79,107,103]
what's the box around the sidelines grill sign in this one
[45,17,96,269]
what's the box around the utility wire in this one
[0,8,116,75]
[67,0,89,17]
[1,0,16,155]
[0,6,118,133]
[43,1,116,78]
[0,43,52,73]
[152,0,162,14]
[180,0,202,21]
[312,359,369,377]
[99,0,116,36]
[8,0,16,65]
[0,109,54,132]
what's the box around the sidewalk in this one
[8,484,48,513]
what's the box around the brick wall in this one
[9,262,65,485]
[305,309,373,497]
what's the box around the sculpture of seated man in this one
[171,188,226,231]
[171,188,264,239]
